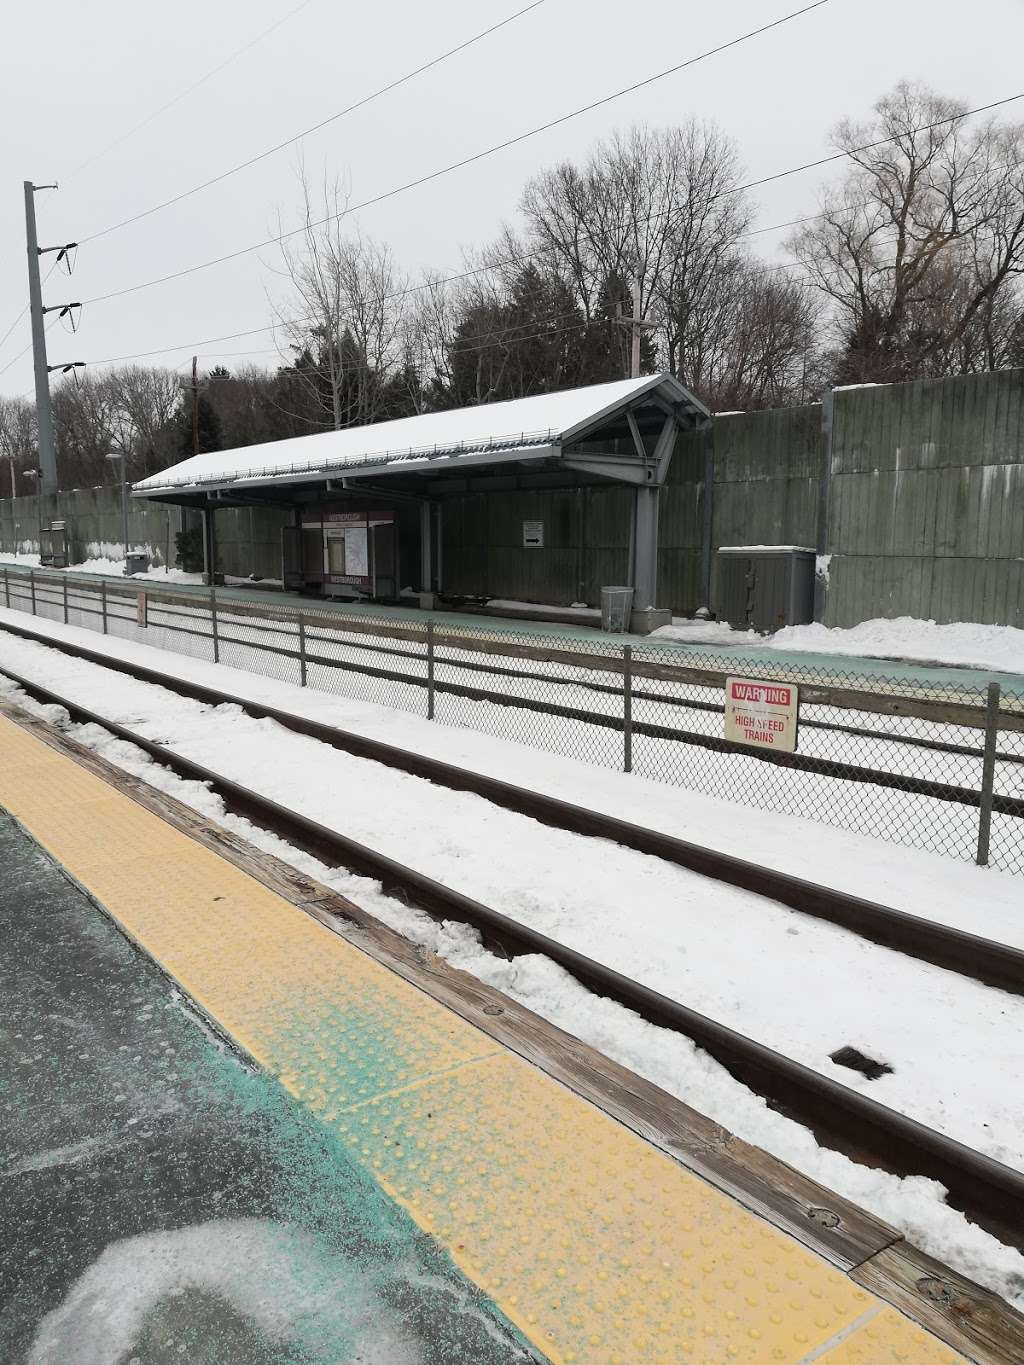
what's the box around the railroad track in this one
[2,617,1023,998]
[2,653,1024,1252]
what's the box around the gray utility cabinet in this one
[713,546,815,634]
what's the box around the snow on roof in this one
[134,374,702,494]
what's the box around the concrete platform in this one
[0,707,983,1363]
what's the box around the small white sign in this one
[522,519,544,549]
[724,676,799,752]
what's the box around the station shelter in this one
[132,373,709,633]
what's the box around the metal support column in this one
[623,645,633,772]
[23,182,58,498]
[210,584,220,664]
[813,388,835,623]
[201,505,217,587]
[699,417,715,613]
[298,614,307,687]
[435,503,443,593]
[426,620,435,720]
[632,483,660,612]
[419,501,432,593]
[976,681,1001,866]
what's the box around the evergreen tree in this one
[175,382,223,459]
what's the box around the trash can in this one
[600,585,635,633]
[125,552,150,576]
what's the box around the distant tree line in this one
[1,81,1022,495]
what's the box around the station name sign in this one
[724,676,799,752]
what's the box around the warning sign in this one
[724,677,799,752]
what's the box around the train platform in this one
[6,558,1023,692]
[0,700,1009,1363]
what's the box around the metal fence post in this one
[976,681,1001,866]
[29,568,36,616]
[623,644,633,773]
[298,613,307,687]
[426,620,435,720]
[3,566,8,610]
[62,574,68,624]
[100,579,107,634]
[210,584,220,664]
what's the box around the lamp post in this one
[106,451,129,575]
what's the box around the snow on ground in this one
[656,613,1024,676]
[654,618,754,647]
[2,626,1020,1168]
[486,599,599,618]
[0,553,281,588]
[1,661,1022,1309]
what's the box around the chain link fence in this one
[2,563,1022,876]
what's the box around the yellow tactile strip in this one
[0,715,962,1364]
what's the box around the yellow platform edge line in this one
[0,713,964,1365]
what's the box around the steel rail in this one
[2,661,1023,1250]
[2,618,1023,997]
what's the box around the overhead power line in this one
[80,0,834,307]
[63,0,319,181]
[85,255,816,368]
[80,0,549,245]
[0,315,58,382]
[75,75,1024,371]
[0,259,62,371]
[0,307,28,356]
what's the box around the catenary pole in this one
[191,355,200,456]
[24,182,59,496]
[614,280,656,379]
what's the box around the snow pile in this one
[657,618,756,646]
[770,617,1024,674]
[0,551,201,583]
[486,599,599,618]
[28,1219,425,1365]
[655,614,1024,675]
[70,556,201,582]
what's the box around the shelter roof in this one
[133,373,707,498]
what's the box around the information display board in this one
[522,519,544,548]
[724,676,799,752]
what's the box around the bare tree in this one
[273,168,409,429]
[788,82,1024,381]
[520,123,753,377]
[0,396,36,497]
[105,366,181,478]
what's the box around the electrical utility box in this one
[713,546,815,634]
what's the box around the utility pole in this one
[614,281,657,379]
[191,355,200,456]
[24,181,59,497]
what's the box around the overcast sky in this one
[1,0,1021,401]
